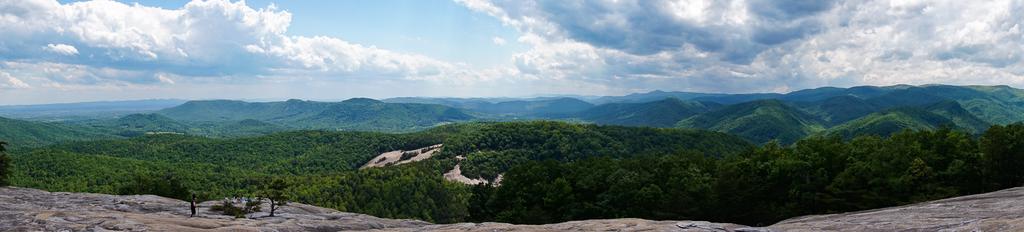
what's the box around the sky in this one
[0,0,1022,104]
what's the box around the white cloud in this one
[0,71,30,89]
[0,0,476,86]
[458,0,1024,93]
[155,73,176,85]
[43,43,78,56]
[0,61,203,89]
[492,37,507,45]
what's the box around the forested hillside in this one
[7,121,749,223]
[676,100,826,144]
[3,85,1013,146]
[62,113,291,138]
[470,123,1024,226]
[825,108,960,138]
[158,98,473,132]
[567,85,1024,143]
[575,98,716,127]
[794,95,879,125]
[0,117,122,149]
[438,121,753,180]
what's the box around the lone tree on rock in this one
[261,178,290,217]
[0,141,10,187]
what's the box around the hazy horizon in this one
[1,83,1019,106]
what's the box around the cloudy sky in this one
[0,0,1022,104]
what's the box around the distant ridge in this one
[576,98,716,127]
[157,98,473,132]
[1,84,1022,143]
[0,99,187,119]
[385,97,593,118]
[676,99,825,144]
[0,116,121,149]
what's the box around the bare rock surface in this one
[398,220,752,232]
[0,187,428,231]
[768,186,1024,231]
[442,163,490,185]
[4,186,1024,231]
[361,144,443,169]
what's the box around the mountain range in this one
[157,98,473,132]
[1,84,1022,146]
[385,84,1024,144]
[575,85,1023,143]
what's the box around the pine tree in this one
[0,141,10,187]
[261,178,290,217]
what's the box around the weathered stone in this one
[767,186,1024,231]
[0,187,428,231]
[4,186,1024,231]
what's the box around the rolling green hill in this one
[157,99,332,122]
[576,85,1024,141]
[470,98,594,118]
[158,98,473,132]
[927,85,1024,125]
[197,119,289,137]
[110,113,190,133]
[15,84,1005,144]
[676,100,826,144]
[0,117,121,149]
[924,101,991,134]
[798,95,880,126]
[10,121,751,192]
[439,121,753,180]
[825,100,993,138]
[576,98,716,127]
[777,85,897,102]
[825,107,958,138]
[70,113,289,138]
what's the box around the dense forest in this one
[0,141,9,186]
[7,122,748,223]
[0,117,123,149]
[469,123,1024,225]
[5,120,1024,225]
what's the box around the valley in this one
[2,84,1024,228]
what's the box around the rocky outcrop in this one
[443,155,503,186]
[770,186,1024,231]
[360,144,444,169]
[0,187,428,231]
[4,186,1024,231]
[442,163,489,185]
